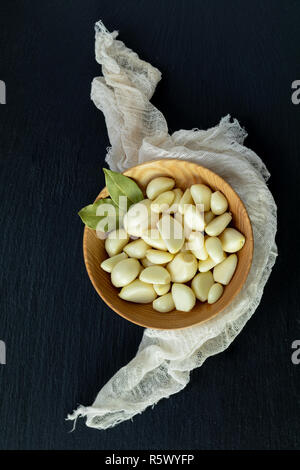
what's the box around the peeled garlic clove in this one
[141,257,155,268]
[146,249,174,264]
[205,212,232,236]
[178,188,193,214]
[207,283,224,304]
[151,191,175,213]
[190,184,212,211]
[187,231,205,251]
[153,293,175,313]
[168,188,183,213]
[213,254,237,285]
[100,252,128,273]
[167,252,197,283]
[123,239,149,259]
[119,280,157,303]
[146,177,175,200]
[111,258,141,287]
[141,228,167,250]
[204,210,215,226]
[153,283,171,295]
[184,205,205,232]
[191,247,208,260]
[219,228,245,253]
[191,271,214,302]
[205,236,224,263]
[171,283,196,312]
[139,266,171,284]
[198,254,226,272]
[123,199,154,237]
[157,214,185,254]
[210,191,228,215]
[105,229,129,257]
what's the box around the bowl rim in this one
[83,159,254,330]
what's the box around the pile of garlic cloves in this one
[101,177,245,313]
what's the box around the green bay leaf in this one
[103,168,144,209]
[78,197,121,231]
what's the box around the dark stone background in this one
[0,0,299,450]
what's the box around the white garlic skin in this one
[100,252,128,273]
[207,283,224,304]
[210,191,228,215]
[191,271,214,302]
[157,214,185,254]
[205,237,224,263]
[167,252,198,283]
[205,212,232,236]
[153,283,171,295]
[213,254,237,285]
[105,229,129,257]
[146,177,175,200]
[171,283,196,312]
[111,258,141,288]
[190,184,212,211]
[219,228,245,253]
[146,249,174,264]
[153,293,175,313]
[123,239,149,259]
[151,190,175,213]
[139,265,171,284]
[119,280,157,303]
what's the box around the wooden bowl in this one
[83,159,253,330]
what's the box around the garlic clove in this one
[153,283,171,295]
[213,254,237,285]
[210,191,228,215]
[157,214,185,254]
[178,188,193,214]
[153,293,175,313]
[219,228,245,253]
[167,252,197,283]
[205,236,224,263]
[119,280,157,303]
[111,258,141,287]
[123,239,149,259]
[146,177,175,200]
[100,252,128,273]
[141,228,167,250]
[151,191,175,213]
[146,249,174,264]
[190,184,212,211]
[205,212,232,237]
[191,271,214,302]
[184,204,205,232]
[105,229,129,257]
[139,266,171,284]
[171,283,196,312]
[207,283,224,304]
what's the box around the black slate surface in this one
[0,0,300,450]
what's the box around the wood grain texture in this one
[84,160,253,329]
[0,0,300,451]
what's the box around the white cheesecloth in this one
[67,21,278,430]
